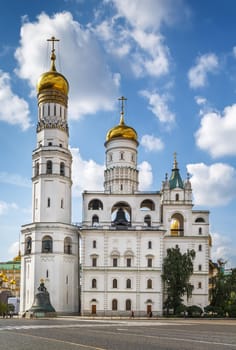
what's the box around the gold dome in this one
[37,37,69,95]
[106,113,137,142]
[37,71,69,95]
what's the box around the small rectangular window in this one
[92,258,97,267]
[148,258,152,267]
[93,240,97,248]
[127,258,131,267]
[113,258,118,267]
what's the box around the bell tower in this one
[20,37,79,315]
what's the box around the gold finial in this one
[47,36,60,71]
[118,96,127,125]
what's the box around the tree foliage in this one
[210,267,236,316]
[162,247,195,314]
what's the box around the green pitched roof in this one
[169,154,184,189]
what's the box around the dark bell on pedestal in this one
[28,280,56,316]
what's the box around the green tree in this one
[162,247,195,315]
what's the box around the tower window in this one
[147,258,152,267]
[92,279,97,288]
[198,282,202,289]
[148,241,152,249]
[64,237,72,254]
[47,198,51,208]
[35,162,39,176]
[126,299,131,311]
[92,257,97,267]
[147,279,152,289]
[112,299,118,310]
[46,160,52,174]
[113,258,118,267]
[112,279,118,288]
[198,227,202,235]
[144,215,151,227]
[61,199,64,209]
[92,215,99,226]
[120,152,124,160]
[46,270,49,278]
[25,237,32,255]
[198,264,202,271]
[198,244,202,251]
[176,194,179,201]
[127,258,131,267]
[60,162,65,176]
[126,279,131,289]
[93,240,97,248]
[42,235,53,253]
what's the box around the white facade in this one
[20,44,210,316]
[81,114,210,316]
[20,45,79,314]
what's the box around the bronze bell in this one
[28,280,56,315]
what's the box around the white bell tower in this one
[20,37,79,315]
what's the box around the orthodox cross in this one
[47,36,59,70]
[118,96,127,116]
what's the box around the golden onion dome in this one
[106,113,137,142]
[37,37,69,95]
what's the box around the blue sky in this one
[0,0,236,267]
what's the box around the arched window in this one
[46,160,52,174]
[126,299,131,311]
[147,279,152,289]
[93,240,97,248]
[198,227,202,235]
[126,279,131,289]
[144,215,151,227]
[64,237,72,254]
[113,279,117,288]
[170,213,184,236]
[35,162,39,176]
[195,217,205,223]
[92,215,99,226]
[42,235,53,253]
[140,199,155,211]
[112,299,118,310]
[148,241,152,249]
[88,199,103,210]
[92,279,97,288]
[25,237,32,254]
[198,244,202,251]
[198,264,202,271]
[60,162,65,176]
[47,198,51,208]
[175,194,179,201]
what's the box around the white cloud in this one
[233,46,236,58]
[187,162,236,206]
[140,90,175,124]
[71,147,104,196]
[211,232,236,268]
[130,30,170,78]
[195,104,236,157]
[0,172,31,187]
[141,134,164,152]
[0,200,18,215]
[0,70,31,130]
[188,53,219,88]
[111,0,186,31]
[8,241,20,258]
[138,161,153,190]
[15,12,119,120]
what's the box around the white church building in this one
[20,39,210,316]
